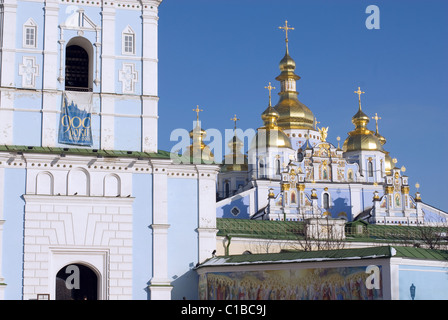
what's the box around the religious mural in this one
[199,266,383,300]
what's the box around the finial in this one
[279,20,294,51]
[193,105,203,122]
[264,82,276,106]
[314,118,321,130]
[372,112,382,134]
[337,136,341,149]
[230,114,240,130]
[354,87,365,111]
[415,182,420,191]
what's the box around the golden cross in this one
[354,86,365,109]
[279,20,294,43]
[372,112,382,133]
[230,114,240,129]
[193,105,203,121]
[314,118,321,129]
[264,82,276,106]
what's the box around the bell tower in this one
[0,0,161,153]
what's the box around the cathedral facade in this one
[216,21,448,227]
[0,0,219,300]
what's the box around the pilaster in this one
[149,160,172,299]
[196,165,220,263]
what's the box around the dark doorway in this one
[65,45,89,91]
[56,263,98,300]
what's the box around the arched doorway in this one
[55,263,98,300]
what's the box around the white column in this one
[0,0,17,88]
[0,167,5,299]
[100,6,115,93]
[0,1,17,145]
[99,7,116,151]
[149,160,172,299]
[197,165,219,263]
[41,1,59,147]
[141,5,159,153]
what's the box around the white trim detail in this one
[18,56,39,88]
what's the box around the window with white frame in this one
[122,26,135,55]
[23,18,37,48]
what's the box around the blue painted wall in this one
[1,168,26,299]
[399,264,448,300]
[167,178,198,300]
[217,193,251,219]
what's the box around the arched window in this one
[297,151,304,162]
[323,193,330,209]
[368,161,374,177]
[65,37,93,91]
[224,181,230,198]
[275,159,281,175]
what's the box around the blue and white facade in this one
[216,35,448,227]
[0,0,220,300]
[0,0,158,152]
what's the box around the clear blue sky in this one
[157,0,448,212]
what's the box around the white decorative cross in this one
[118,63,138,93]
[19,57,39,88]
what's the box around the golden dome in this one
[274,50,315,130]
[250,105,292,150]
[183,121,215,163]
[343,133,384,152]
[221,135,248,172]
[343,89,384,152]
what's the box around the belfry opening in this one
[55,264,98,300]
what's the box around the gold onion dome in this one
[274,46,315,130]
[343,88,384,153]
[183,106,214,162]
[221,134,248,172]
[183,121,215,162]
[250,105,292,150]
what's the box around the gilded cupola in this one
[343,87,384,153]
[221,115,248,172]
[250,82,292,150]
[274,21,315,131]
[182,106,215,163]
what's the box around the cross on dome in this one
[230,114,240,129]
[354,87,365,110]
[279,20,294,43]
[264,82,276,106]
[193,105,203,121]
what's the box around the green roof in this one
[198,246,448,268]
[217,218,305,240]
[217,218,448,244]
[0,145,172,159]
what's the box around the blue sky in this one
[156,0,448,212]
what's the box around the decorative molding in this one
[118,63,138,94]
[18,56,39,88]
